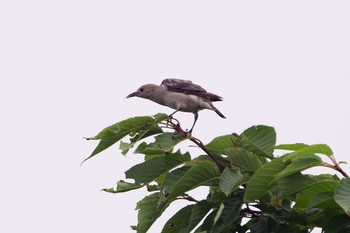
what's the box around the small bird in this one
[126,78,226,132]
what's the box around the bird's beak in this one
[126,92,138,98]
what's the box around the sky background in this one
[1,1,350,232]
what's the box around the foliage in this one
[84,113,350,233]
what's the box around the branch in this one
[189,136,225,169]
[323,156,349,178]
[167,117,225,169]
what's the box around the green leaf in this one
[231,148,264,172]
[294,181,339,209]
[324,215,350,233]
[161,205,192,233]
[335,178,350,215]
[219,168,246,196]
[143,132,187,154]
[188,201,213,231]
[292,144,333,157]
[244,156,289,202]
[103,180,144,193]
[274,154,322,180]
[211,191,244,233]
[236,125,276,159]
[136,192,167,233]
[125,151,191,184]
[206,134,236,155]
[163,166,191,193]
[271,173,318,198]
[119,141,136,155]
[134,142,164,157]
[194,210,217,232]
[167,161,221,200]
[248,216,279,233]
[120,124,163,155]
[147,184,161,192]
[273,143,309,151]
[161,201,212,233]
[83,113,168,163]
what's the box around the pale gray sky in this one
[1,1,350,232]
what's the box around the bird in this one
[126,78,226,132]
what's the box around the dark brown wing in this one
[161,78,223,102]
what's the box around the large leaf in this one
[83,113,168,163]
[162,166,191,193]
[219,168,247,196]
[273,143,309,151]
[125,151,191,184]
[334,178,350,215]
[136,192,167,233]
[271,173,318,198]
[274,154,322,180]
[206,134,236,155]
[248,216,279,233]
[293,144,333,157]
[161,201,212,233]
[294,181,339,209]
[280,144,334,159]
[231,148,264,172]
[235,125,276,159]
[167,161,221,200]
[194,210,217,232]
[244,156,289,202]
[211,191,244,233]
[323,215,350,233]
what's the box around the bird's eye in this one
[139,87,144,92]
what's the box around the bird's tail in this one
[213,107,226,118]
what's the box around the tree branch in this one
[323,156,349,178]
[168,117,225,169]
[189,136,225,169]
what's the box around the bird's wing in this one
[161,78,223,102]
[161,78,206,93]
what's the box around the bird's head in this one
[126,84,156,99]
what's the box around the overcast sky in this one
[1,1,350,232]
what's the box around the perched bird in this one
[126,78,226,132]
